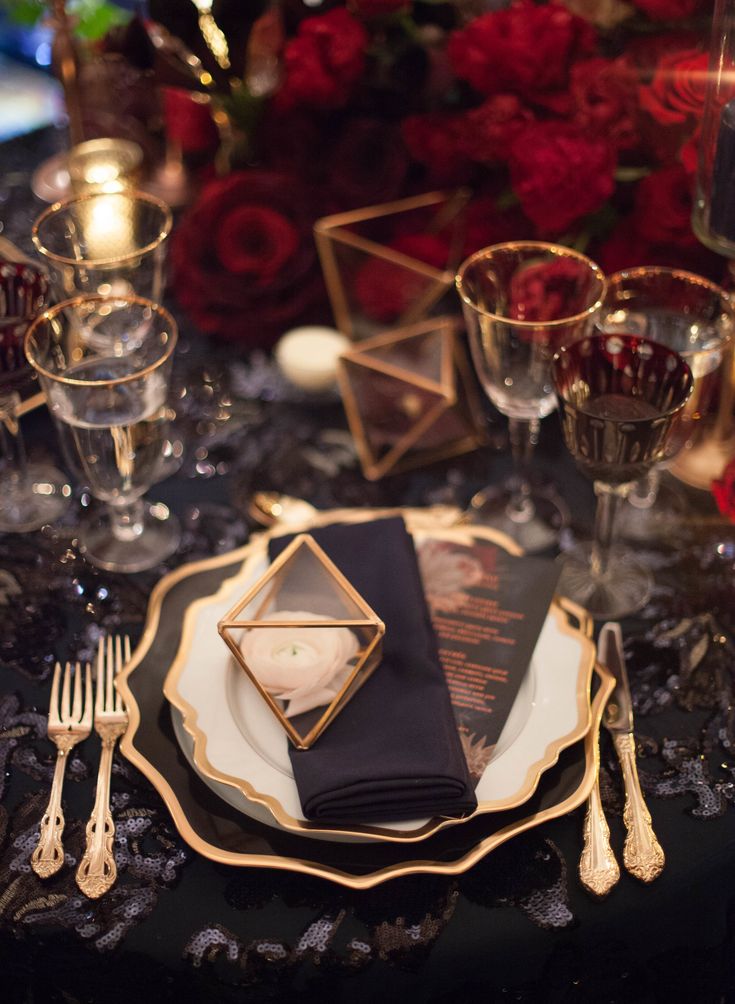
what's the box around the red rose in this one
[163,88,219,154]
[633,165,698,247]
[639,49,708,127]
[630,0,703,20]
[459,94,536,165]
[570,57,639,151]
[171,171,323,345]
[713,457,735,522]
[508,122,616,234]
[448,1,596,107]
[274,8,368,112]
[401,113,472,185]
[352,234,450,324]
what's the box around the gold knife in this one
[599,622,665,883]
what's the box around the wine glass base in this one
[556,545,652,620]
[79,503,181,573]
[618,480,687,543]
[0,464,70,533]
[466,485,568,553]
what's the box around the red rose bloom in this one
[630,0,703,21]
[713,457,735,522]
[633,165,698,247]
[570,57,639,151]
[274,8,368,112]
[163,88,219,154]
[448,0,596,107]
[508,122,616,234]
[171,172,323,345]
[639,49,708,127]
[459,95,536,165]
[401,113,472,185]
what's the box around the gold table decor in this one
[314,189,470,341]
[218,532,384,749]
[337,316,487,480]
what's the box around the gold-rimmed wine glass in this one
[456,241,606,552]
[25,294,180,573]
[552,334,694,619]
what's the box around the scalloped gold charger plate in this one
[119,581,612,889]
[164,519,594,844]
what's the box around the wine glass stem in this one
[590,482,626,580]
[507,416,539,522]
[107,499,146,542]
[628,469,660,511]
[0,391,30,491]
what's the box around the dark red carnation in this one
[401,112,472,185]
[459,95,535,165]
[597,216,724,277]
[448,0,596,107]
[508,122,616,234]
[171,171,323,345]
[274,8,367,112]
[639,48,708,127]
[352,234,450,324]
[570,56,639,151]
[630,0,703,21]
[461,196,535,257]
[633,165,698,247]
[712,457,735,522]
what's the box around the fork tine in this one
[106,635,114,712]
[60,662,72,723]
[96,638,105,717]
[114,635,123,711]
[115,635,131,711]
[48,661,62,727]
[82,661,93,728]
[72,660,82,721]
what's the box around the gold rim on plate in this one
[120,507,596,846]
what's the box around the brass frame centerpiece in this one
[337,316,487,480]
[217,532,385,749]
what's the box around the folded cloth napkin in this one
[268,516,478,824]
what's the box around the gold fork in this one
[76,636,130,899]
[31,660,93,878]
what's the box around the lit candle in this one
[67,138,143,195]
[275,326,351,392]
[82,193,137,262]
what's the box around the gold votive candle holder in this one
[218,533,384,749]
[67,138,144,194]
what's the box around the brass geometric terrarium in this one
[314,189,471,341]
[337,316,487,480]
[218,533,385,749]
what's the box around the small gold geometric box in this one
[218,533,385,749]
[337,316,487,481]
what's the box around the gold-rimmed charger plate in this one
[161,511,595,843]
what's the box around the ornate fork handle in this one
[579,734,620,898]
[76,731,121,898]
[613,732,665,883]
[31,736,76,878]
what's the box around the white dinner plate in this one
[164,516,595,844]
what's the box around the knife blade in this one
[599,622,665,883]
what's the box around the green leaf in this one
[3,0,45,28]
[68,0,130,41]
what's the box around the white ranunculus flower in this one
[239,610,359,717]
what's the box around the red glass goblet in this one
[552,334,693,619]
[0,261,69,533]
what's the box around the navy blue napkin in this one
[268,516,477,824]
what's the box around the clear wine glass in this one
[598,267,734,539]
[552,334,693,619]
[25,294,181,573]
[0,260,69,533]
[32,190,172,304]
[456,241,606,552]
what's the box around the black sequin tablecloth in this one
[2,129,735,1003]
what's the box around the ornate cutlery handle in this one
[31,747,69,878]
[579,736,620,898]
[613,732,665,883]
[76,740,117,898]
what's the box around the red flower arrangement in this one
[713,458,735,523]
